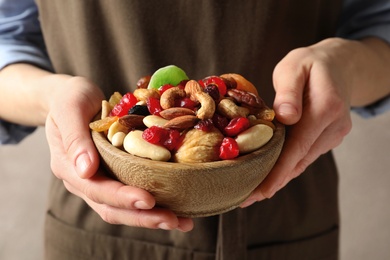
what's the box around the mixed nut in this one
[89,65,276,163]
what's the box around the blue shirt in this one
[1,0,390,144]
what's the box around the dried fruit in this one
[194,119,214,132]
[219,137,239,160]
[200,76,227,96]
[220,73,259,96]
[110,92,137,117]
[224,117,251,137]
[146,97,163,116]
[89,116,118,132]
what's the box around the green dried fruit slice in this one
[147,65,189,90]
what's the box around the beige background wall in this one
[0,111,389,259]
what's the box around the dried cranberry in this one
[201,76,227,96]
[177,79,189,89]
[142,126,168,145]
[163,129,182,151]
[219,137,239,160]
[142,126,182,151]
[224,117,250,137]
[110,92,137,117]
[146,97,163,116]
[120,92,137,107]
[194,119,214,132]
[175,97,198,110]
[204,84,220,101]
[110,104,127,117]
[158,84,174,95]
[212,113,229,133]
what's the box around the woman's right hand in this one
[44,75,194,232]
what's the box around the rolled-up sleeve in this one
[0,0,52,70]
[337,0,390,118]
[0,0,51,144]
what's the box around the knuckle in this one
[99,205,119,225]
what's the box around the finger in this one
[78,189,194,231]
[63,170,156,210]
[272,49,310,125]
[242,103,334,204]
[85,199,185,230]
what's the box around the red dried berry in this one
[224,117,250,137]
[177,79,189,89]
[212,113,229,133]
[146,97,163,116]
[204,84,220,101]
[163,129,182,151]
[175,97,198,110]
[219,137,239,160]
[158,84,174,95]
[110,92,137,117]
[201,76,227,96]
[142,126,169,145]
[142,126,182,151]
[194,119,214,132]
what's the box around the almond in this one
[163,115,199,130]
[118,114,146,129]
[159,107,196,120]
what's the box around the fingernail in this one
[76,153,91,176]
[240,199,257,208]
[158,223,171,230]
[134,200,151,210]
[278,103,298,116]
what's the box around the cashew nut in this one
[217,98,250,119]
[235,124,273,153]
[159,87,186,109]
[193,92,215,120]
[111,131,126,147]
[123,130,171,161]
[107,121,129,142]
[133,88,160,102]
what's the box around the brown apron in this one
[36,1,342,259]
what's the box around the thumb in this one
[53,77,104,178]
[272,55,309,125]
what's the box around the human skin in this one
[0,37,389,231]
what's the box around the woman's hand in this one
[240,38,370,206]
[44,75,193,231]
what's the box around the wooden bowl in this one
[91,122,285,218]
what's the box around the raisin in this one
[204,84,220,101]
[128,105,150,116]
[212,113,229,133]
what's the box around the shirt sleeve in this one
[0,0,51,144]
[337,0,390,118]
[0,0,52,70]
